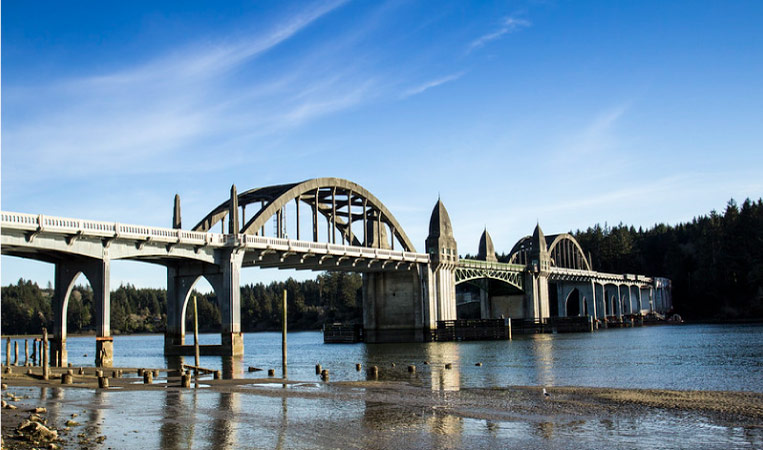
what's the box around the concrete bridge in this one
[1,177,671,367]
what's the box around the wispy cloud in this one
[544,103,631,170]
[2,0,359,184]
[401,71,465,98]
[468,16,531,52]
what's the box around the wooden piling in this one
[13,341,18,366]
[315,364,322,374]
[143,371,153,384]
[62,373,73,385]
[356,363,362,371]
[214,370,221,380]
[268,369,275,377]
[24,340,29,366]
[320,369,329,381]
[5,338,10,367]
[98,376,109,389]
[42,329,49,381]
[181,373,191,388]
[445,363,452,369]
[407,365,416,373]
[367,366,379,379]
[282,289,287,378]
[193,295,200,369]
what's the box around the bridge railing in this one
[241,233,428,263]
[2,211,216,246]
[458,258,526,271]
[3,210,429,263]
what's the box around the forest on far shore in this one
[2,198,761,335]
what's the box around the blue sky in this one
[2,0,762,289]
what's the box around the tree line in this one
[1,272,362,335]
[572,198,763,320]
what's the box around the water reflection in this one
[529,335,556,386]
[422,342,461,391]
[210,392,239,449]
[276,396,287,450]
[160,390,195,450]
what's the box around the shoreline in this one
[4,318,763,340]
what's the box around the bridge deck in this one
[1,211,429,272]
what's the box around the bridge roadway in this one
[0,211,428,271]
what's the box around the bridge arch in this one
[193,178,416,252]
[179,275,220,343]
[507,236,532,265]
[547,234,591,271]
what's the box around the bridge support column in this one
[363,269,424,343]
[92,257,112,367]
[51,262,81,368]
[213,249,245,356]
[165,263,201,351]
[479,279,490,319]
[51,256,111,367]
[525,272,550,320]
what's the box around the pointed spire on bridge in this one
[477,228,498,262]
[229,184,239,235]
[426,199,457,264]
[531,222,549,273]
[172,194,181,229]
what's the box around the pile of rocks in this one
[2,384,61,449]
[16,407,60,449]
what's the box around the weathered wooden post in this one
[24,340,29,366]
[5,338,10,367]
[282,289,287,378]
[13,341,19,366]
[98,376,109,389]
[42,329,49,381]
[31,339,38,365]
[144,371,153,384]
[320,369,329,381]
[315,364,321,375]
[193,295,200,370]
[181,372,191,388]
[356,363,362,371]
[62,370,73,385]
[367,366,378,379]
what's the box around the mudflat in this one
[2,366,762,449]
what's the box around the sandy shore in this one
[2,365,762,449]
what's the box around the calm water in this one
[9,323,763,391]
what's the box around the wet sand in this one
[2,366,763,449]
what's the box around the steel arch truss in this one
[455,263,524,291]
[192,178,417,252]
